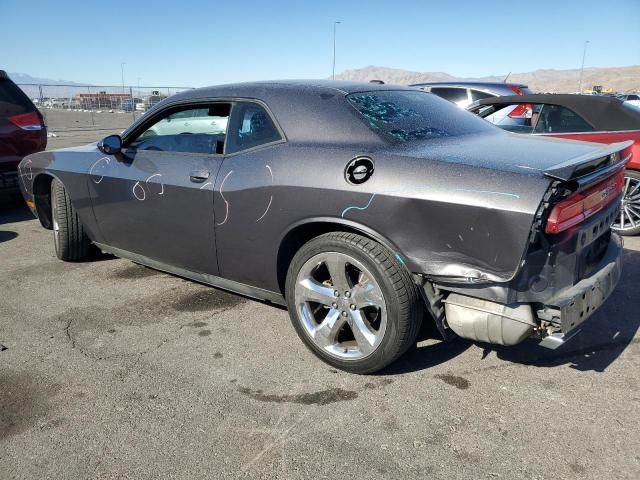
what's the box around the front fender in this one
[18,147,106,244]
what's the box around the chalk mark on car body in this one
[216,170,234,226]
[145,173,164,195]
[256,165,274,222]
[133,181,146,201]
[341,193,377,218]
[89,157,110,184]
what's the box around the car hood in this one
[381,131,613,178]
[52,142,100,153]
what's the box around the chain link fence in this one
[16,84,193,148]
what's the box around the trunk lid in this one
[385,131,631,181]
[542,140,632,183]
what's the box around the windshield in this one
[347,90,494,144]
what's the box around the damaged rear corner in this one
[412,178,623,349]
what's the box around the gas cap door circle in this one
[345,156,375,185]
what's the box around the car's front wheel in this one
[285,232,422,374]
[612,170,640,236]
[50,178,92,261]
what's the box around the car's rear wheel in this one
[612,170,640,236]
[50,178,91,261]
[285,232,422,374]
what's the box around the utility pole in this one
[134,77,141,120]
[578,41,589,94]
[121,62,127,112]
[332,21,341,80]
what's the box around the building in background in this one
[74,91,132,110]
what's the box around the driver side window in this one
[128,104,231,155]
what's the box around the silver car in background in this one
[410,81,532,108]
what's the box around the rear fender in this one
[279,216,407,265]
[277,216,408,294]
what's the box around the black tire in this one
[285,232,423,374]
[50,178,91,261]
[613,170,640,236]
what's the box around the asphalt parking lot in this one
[1,125,639,479]
[42,110,134,149]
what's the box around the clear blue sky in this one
[2,0,639,86]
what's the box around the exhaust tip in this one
[538,328,582,350]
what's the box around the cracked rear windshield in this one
[347,90,493,144]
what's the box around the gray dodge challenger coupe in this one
[18,80,631,373]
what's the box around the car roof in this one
[473,93,640,131]
[171,79,416,101]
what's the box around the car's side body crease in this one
[94,242,286,306]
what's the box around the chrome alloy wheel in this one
[613,174,640,231]
[294,252,387,360]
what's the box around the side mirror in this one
[98,134,122,155]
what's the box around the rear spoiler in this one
[544,140,633,183]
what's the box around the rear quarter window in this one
[429,87,468,103]
[0,79,36,117]
[226,102,282,154]
[347,90,495,144]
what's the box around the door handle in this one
[190,169,210,183]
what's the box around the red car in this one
[468,94,640,235]
[0,70,47,190]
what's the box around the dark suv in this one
[0,70,46,189]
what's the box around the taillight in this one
[8,111,43,131]
[545,169,625,234]
[508,103,533,118]
[508,85,525,95]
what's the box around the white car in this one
[144,108,228,136]
[618,94,640,108]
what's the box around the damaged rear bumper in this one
[536,235,622,348]
[436,233,622,348]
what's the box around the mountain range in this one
[8,64,640,94]
[7,72,89,86]
[335,65,640,93]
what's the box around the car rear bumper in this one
[0,171,18,189]
[437,233,622,348]
[536,234,622,348]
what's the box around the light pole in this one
[121,62,126,93]
[578,41,589,94]
[332,21,341,80]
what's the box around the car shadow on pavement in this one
[0,192,33,225]
[0,231,18,243]
[382,247,640,376]
[492,247,640,372]
[380,336,473,375]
